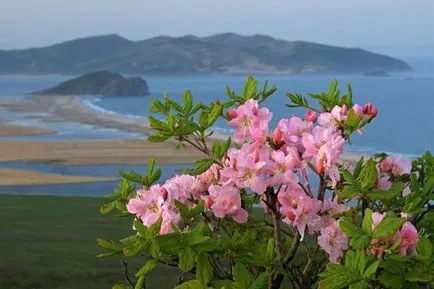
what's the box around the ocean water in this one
[1,73,434,156]
[90,73,434,157]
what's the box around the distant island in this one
[0,33,412,75]
[33,71,149,96]
[363,70,390,77]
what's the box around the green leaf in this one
[135,259,158,277]
[179,247,196,272]
[134,276,145,289]
[184,90,193,115]
[150,167,161,184]
[148,134,171,142]
[233,263,252,289]
[350,235,371,249]
[367,182,405,201]
[363,260,380,279]
[339,221,365,238]
[100,201,118,215]
[348,281,369,289]
[319,264,362,289]
[196,254,213,286]
[192,239,220,253]
[358,159,377,190]
[175,280,205,289]
[248,272,268,289]
[97,238,118,250]
[242,76,258,100]
[187,201,205,218]
[372,214,405,238]
[207,102,223,127]
[192,159,214,175]
[265,238,275,263]
[112,284,131,289]
[362,209,373,233]
[187,223,209,246]
[353,157,364,178]
[119,171,142,183]
[340,221,371,248]
[148,116,167,131]
[338,185,360,199]
[416,236,432,257]
[120,235,139,246]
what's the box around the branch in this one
[121,260,134,288]
[317,177,325,201]
[269,232,301,289]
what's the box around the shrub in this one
[99,77,433,289]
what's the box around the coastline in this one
[0,168,116,186]
[0,94,363,188]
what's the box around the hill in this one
[33,71,149,96]
[0,33,411,75]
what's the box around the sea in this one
[1,72,434,196]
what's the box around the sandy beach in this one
[0,168,116,186]
[0,123,55,137]
[0,139,204,165]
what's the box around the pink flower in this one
[126,185,165,228]
[227,99,272,142]
[160,203,181,235]
[318,220,349,263]
[220,143,269,194]
[377,176,392,190]
[321,196,347,215]
[278,184,322,240]
[268,148,300,187]
[380,156,412,176]
[352,104,364,115]
[318,105,347,129]
[163,174,206,204]
[205,184,248,223]
[272,117,313,150]
[305,110,317,123]
[199,163,220,188]
[302,126,345,182]
[394,222,419,256]
[371,212,386,230]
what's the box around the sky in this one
[1,0,433,59]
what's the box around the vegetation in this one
[0,33,411,75]
[0,195,179,289]
[33,71,149,96]
[98,77,433,289]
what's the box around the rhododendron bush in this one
[99,77,433,289]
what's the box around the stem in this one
[269,232,301,289]
[121,260,134,287]
[301,244,319,286]
[317,177,325,201]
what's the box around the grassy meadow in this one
[0,195,180,289]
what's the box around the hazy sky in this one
[1,0,433,58]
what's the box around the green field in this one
[0,195,180,289]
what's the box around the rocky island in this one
[0,33,411,75]
[33,71,149,96]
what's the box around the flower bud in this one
[341,104,348,116]
[226,108,237,120]
[272,127,283,144]
[363,103,378,117]
[305,110,317,123]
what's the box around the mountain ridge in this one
[0,33,412,75]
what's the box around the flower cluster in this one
[126,98,420,264]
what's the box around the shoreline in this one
[0,93,365,164]
[0,168,116,186]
